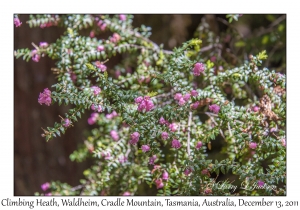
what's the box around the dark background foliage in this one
[14,14,285,195]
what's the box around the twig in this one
[187,112,192,158]
[255,15,286,37]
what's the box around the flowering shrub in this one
[14,14,286,196]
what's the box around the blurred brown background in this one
[14,14,285,195]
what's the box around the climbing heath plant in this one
[14,14,286,196]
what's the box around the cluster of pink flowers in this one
[97,20,107,31]
[41,182,50,191]
[106,111,118,119]
[135,96,154,112]
[193,62,205,76]
[119,14,126,21]
[249,142,257,149]
[174,90,198,107]
[159,117,169,125]
[169,123,178,132]
[209,104,220,114]
[110,33,121,43]
[97,45,105,52]
[63,119,71,127]
[161,132,169,140]
[141,145,150,152]
[14,17,22,27]
[94,61,107,72]
[31,49,40,62]
[91,86,101,96]
[149,155,157,165]
[87,113,99,125]
[171,139,181,149]
[91,104,103,112]
[129,132,140,145]
[38,88,52,106]
[110,130,119,141]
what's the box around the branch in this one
[187,111,192,158]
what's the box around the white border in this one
[2,0,299,209]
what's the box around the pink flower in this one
[201,169,209,175]
[91,86,101,95]
[184,168,192,176]
[103,152,111,160]
[97,105,103,112]
[171,139,181,149]
[122,191,131,196]
[38,88,52,106]
[281,138,286,147]
[155,179,164,189]
[252,106,260,112]
[257,180,264,187]
[63,119,71,127]
[191,90,198,97]
[110,33,121,43]
[99,64,107,72]
[249,142,257,149]
[41,182,50,191]
[110,130,119,141]
[31,50,40,62]
[159,117,166,125]
[191,101,200,109]
[141,145,150,152]
[204,188,212,194]
[174,93,182,101]
[210,56,216,62]
[119,14,126,21]
[169,123,178,132]
[111,111,118,117]
[129,132,140,145]
[149,155,157,165]
[90,30,95,38]
[136,96,154,112]
[100,23,107,31]
[178,98,186,106]
[87,113,99,125]
[209,104,220,114]
[135,96,143,104]
[95,61,107,72]
[183,93,191,101]
[161,132,169,140]
[162,171,169,180]
[97,45,105,52]
[14,18,22,27]
[39,42,48,48]
[118,156,128,164]
[193,62,205,76]
[45,193,52,196]
[196,141,203,150]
